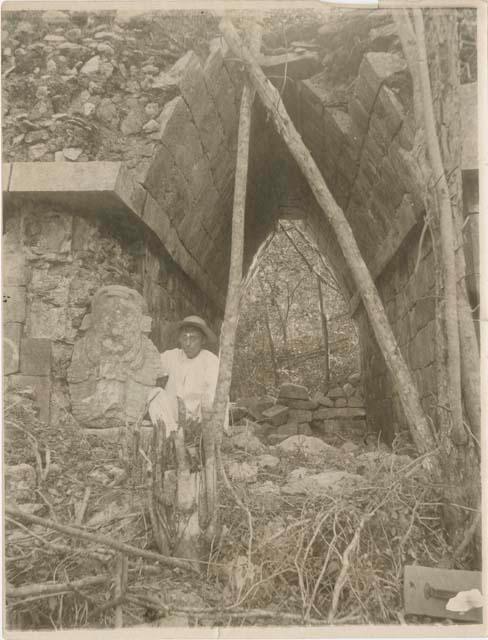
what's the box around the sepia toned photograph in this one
[1,0,484,635]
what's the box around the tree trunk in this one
[204,23,262,533]
[396,9,480,553]
[317,276,330,386]
[219,18,437,467]
[413,9,465,445]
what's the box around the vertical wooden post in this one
[204,22,263,532]
[317,276,330,386]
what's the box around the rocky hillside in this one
[2,9,219,171]
[2,8,475,172]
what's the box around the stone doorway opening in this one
[232,221,366,445]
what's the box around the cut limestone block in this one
[261,404,289,427]
[280,398,318,410]
[278,383,309,400]
[348,396,365,408]
[327,386,345,399]
[335,398,348,408]
[288,409,313,424]
[20,338,52,376]
[313,407,366,421]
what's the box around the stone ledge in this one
[4,161,143,218]
[3,161,225,311]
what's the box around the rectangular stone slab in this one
[261,404,289,427]
[313,407,366,421]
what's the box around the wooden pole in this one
[205,22,263,528]
[317,276,330,386]
[219,18,437,462]
[412,9,466,444]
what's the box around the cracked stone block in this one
[3,323,22,374]
[8,374,51,423]
[3,286,26,323]
[20,337,52,376]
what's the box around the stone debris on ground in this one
[231,375,365,445]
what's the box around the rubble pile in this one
[232,376,366,446]
[2,9,219,170]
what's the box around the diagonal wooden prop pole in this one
[219,18,436,462]
[204,22,263,526]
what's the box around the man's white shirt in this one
[160,348,219,422]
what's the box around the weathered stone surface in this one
[348,396,365,408]
[3,253,27,286]
[256,454,280,470]
[287,409,313,424]
[277,435,332,456]
[3,323,22,375]
[278,383,309,400]
[20,338,52,376]
[341,441,360,454]
[261,404,289,427]
[249,480,281,509]
[313,407,366,420]
[67,285,162,428]
[80,55,100,75]
[298,423,313,436]
[226,461,258,484]
[267,433,291,446]
[275,422,299,437]
[230,432,265,455]
[280,397,318,410]
[348,372,361,385]
[120,105,146,135]
[282,470,364,497]
[343,382,355,397]
[3,286,26,323]
[8,374,51,423]
[5,464,37,502]
[335,398,348,408]
[312,391,334,407]
[327,386,345,399]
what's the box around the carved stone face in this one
[67,285,163,429]
[92,293,142,357]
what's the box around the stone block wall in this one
[3,202,219,426]
[356,223,437,441]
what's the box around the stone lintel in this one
[3,161,224,311]
[5,161,141,218]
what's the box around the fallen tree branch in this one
[5,507,199,574]
[7,575,109,599]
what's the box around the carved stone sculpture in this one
[68,285,162,428]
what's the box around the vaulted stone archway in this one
[3,12,478,447]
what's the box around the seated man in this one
[147,315,222,435]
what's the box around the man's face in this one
[179,327,204,359]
